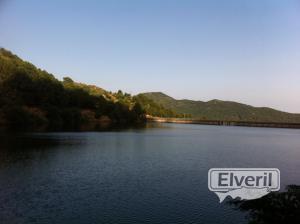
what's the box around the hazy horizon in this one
[1,0,300,113]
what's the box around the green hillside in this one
[133,94,185,118]
[0,48,145,130]
[139,92,300,123]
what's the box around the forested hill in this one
[0,48,146,131]
[139,92,300,123]
[2,48,298,131]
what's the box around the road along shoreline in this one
[147,116,300,129]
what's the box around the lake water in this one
[0,123,300,224]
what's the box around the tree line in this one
[0,48,145,131]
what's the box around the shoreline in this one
[147,117,300,129]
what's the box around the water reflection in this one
[230,185,300,224]
[0,133,87,167]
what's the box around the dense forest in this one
[0,48,146,131]
[0,48,181,131]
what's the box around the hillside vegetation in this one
[134,94,185,118]
[2,48,299,130]
[0,48,145,130]
[139,92,300,123]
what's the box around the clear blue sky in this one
[1,0,300,112]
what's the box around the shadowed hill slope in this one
[0,48,145,130]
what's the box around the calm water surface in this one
[0,123,300,224]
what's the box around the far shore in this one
[147,116,300,129]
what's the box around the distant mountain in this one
[138,92,300,123]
